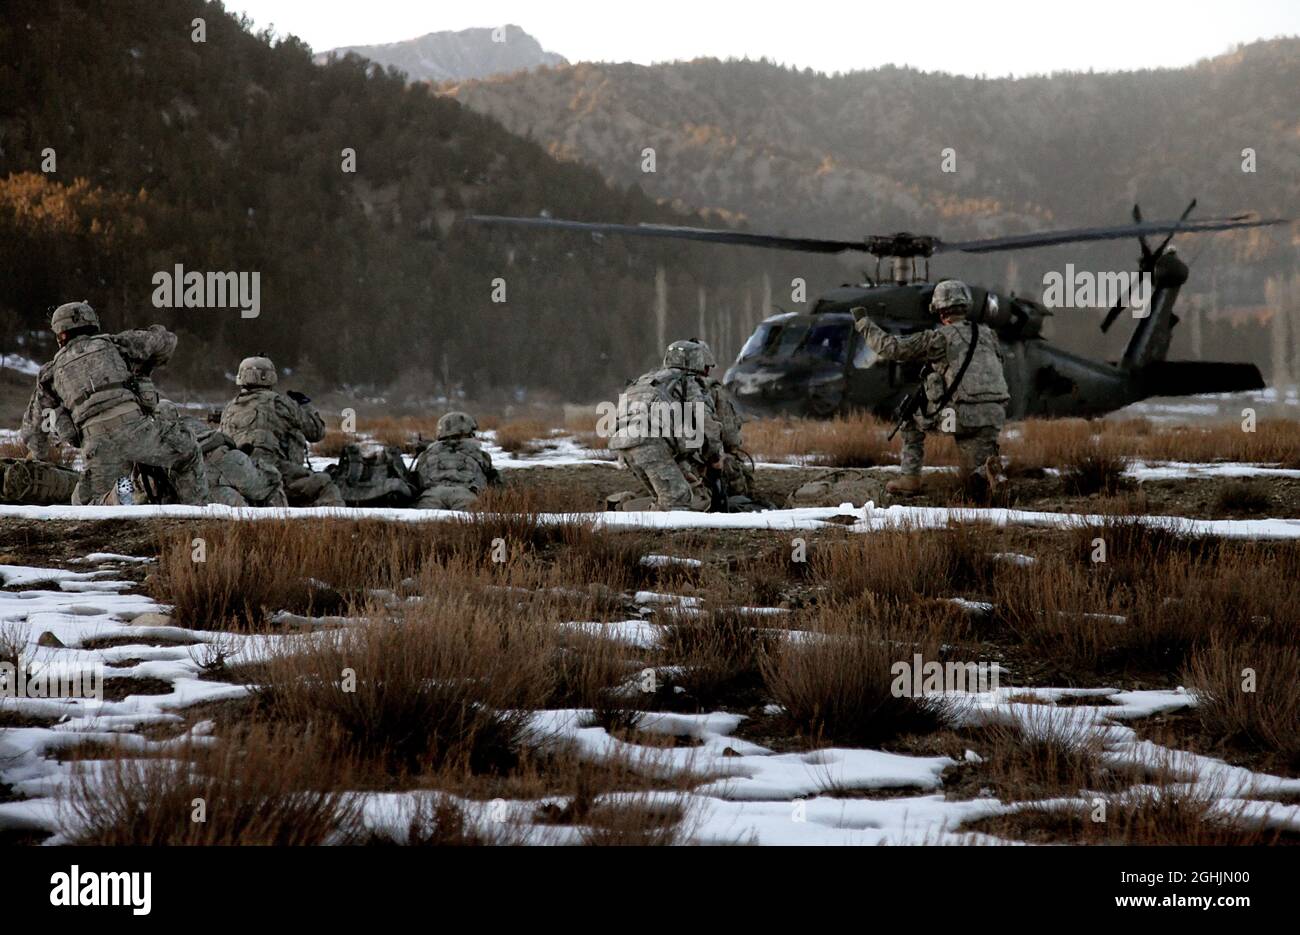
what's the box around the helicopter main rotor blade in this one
[468,215,867,254]
[935,216,1288,255]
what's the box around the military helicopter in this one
[469,204,1287,420]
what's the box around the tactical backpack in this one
[0,458,80,505]
[328,444,418,506]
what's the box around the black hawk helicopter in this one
[469,204,1287,420]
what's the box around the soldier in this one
[219,356,343,507]
[607,340,722,511]
[173,405,287,507]
[412,411,497,509]
[29,301,209,505]
[697,341,759,506]
[853,280,1009,495]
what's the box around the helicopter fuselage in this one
[721,282,1143,422]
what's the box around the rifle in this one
[887,383,928,441]
[887,321,981,440]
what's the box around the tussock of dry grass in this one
[1184,637,1300,773]
[1214,479,1273,514]
[742,413,895,466]
[761,598,952,746]
[63,725,360,845]
[493,418,560,455]
[812,526,999,603]
[251,596,555,778]
[661,609,782,709]
[968,783,1292,845]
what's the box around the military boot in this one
[886,474,922,496]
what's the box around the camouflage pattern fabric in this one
[412,436,494,510]
[619,437,711,511]
[0,458,80,505]
[859,317,1008,479]
[31,326,208,505]
[220,388,341,507]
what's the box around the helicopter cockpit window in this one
[852,338,877,369]
[800,322,851,363]
[737,323,784,362]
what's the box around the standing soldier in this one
[219,356,343,507]
[30,301,209,505]
[607,340,721,511]
[853,280,1009,495]
[412,411,497,509]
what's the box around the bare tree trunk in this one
[697,286,707,349]
[654,265,668,355]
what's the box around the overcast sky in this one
[229,0,1299,77]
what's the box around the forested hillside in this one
[0,0,804,400]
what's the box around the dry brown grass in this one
[313,429,353,458]
[0,441,27,459]
[812,526,1000,603]
[968,783,1292,845]
[152,515,665,630]
[250,595,555,779]
[742,413,1300,470]
[661,609,783,709]
[761,597,953,745]
[63,724,360,845]
[493,418,559,455]
[1183,637,1300,773]
[742,413,898,466]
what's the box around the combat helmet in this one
[663,339,708,374]
[930,280,972,317]
[50,301,99,335]
[437,411,478,440]
[236,356,278,388]
[697,341,718,370]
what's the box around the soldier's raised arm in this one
[110,323,178,370]
[854,313,948,365]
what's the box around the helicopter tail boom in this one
[1133,360,1266,398]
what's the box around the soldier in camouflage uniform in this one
[148,403,286,507]
[854,280,1009,495]
[29,302,209,505]
[412,411,497,509]
[219,356,343,508]
[697,341,757,502]
[607,340,722,511]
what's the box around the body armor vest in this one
[926,322,1010,407]
[221,389,294,465]
[608,368,690,451]
[414,438,489,491]
[50,335,141,427]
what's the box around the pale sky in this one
[229,0,1299,77]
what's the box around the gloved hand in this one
[286,390,311,405]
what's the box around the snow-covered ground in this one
[3,555,1297,846]
[4,499,1299,540]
